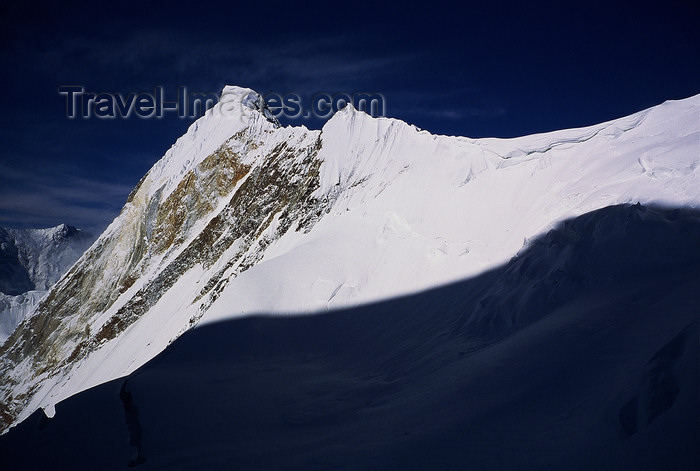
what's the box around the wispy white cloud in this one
[10,28,419,94]
[0,163,133,233]
[387,86,507,123]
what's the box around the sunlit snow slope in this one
[1,204,698,470]
[0,87,698,433]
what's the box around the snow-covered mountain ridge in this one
[0,86,698,433]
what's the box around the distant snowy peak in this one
[0,224,92,294]
[0,224,93,345]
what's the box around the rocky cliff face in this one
[0,87,329,430]
[0,87,698,433]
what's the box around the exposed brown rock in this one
[0,124,328,433]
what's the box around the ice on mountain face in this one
[0,291,45,345]
[0,224,92,292]
[0,88,698,434]
[0,224,92,345]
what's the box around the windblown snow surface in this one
[0,87,698,469]
[1,204,699,470]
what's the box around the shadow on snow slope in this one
[1,204,699,470]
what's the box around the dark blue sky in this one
[1,0,698,234]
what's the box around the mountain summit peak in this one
[218,85,280,126]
